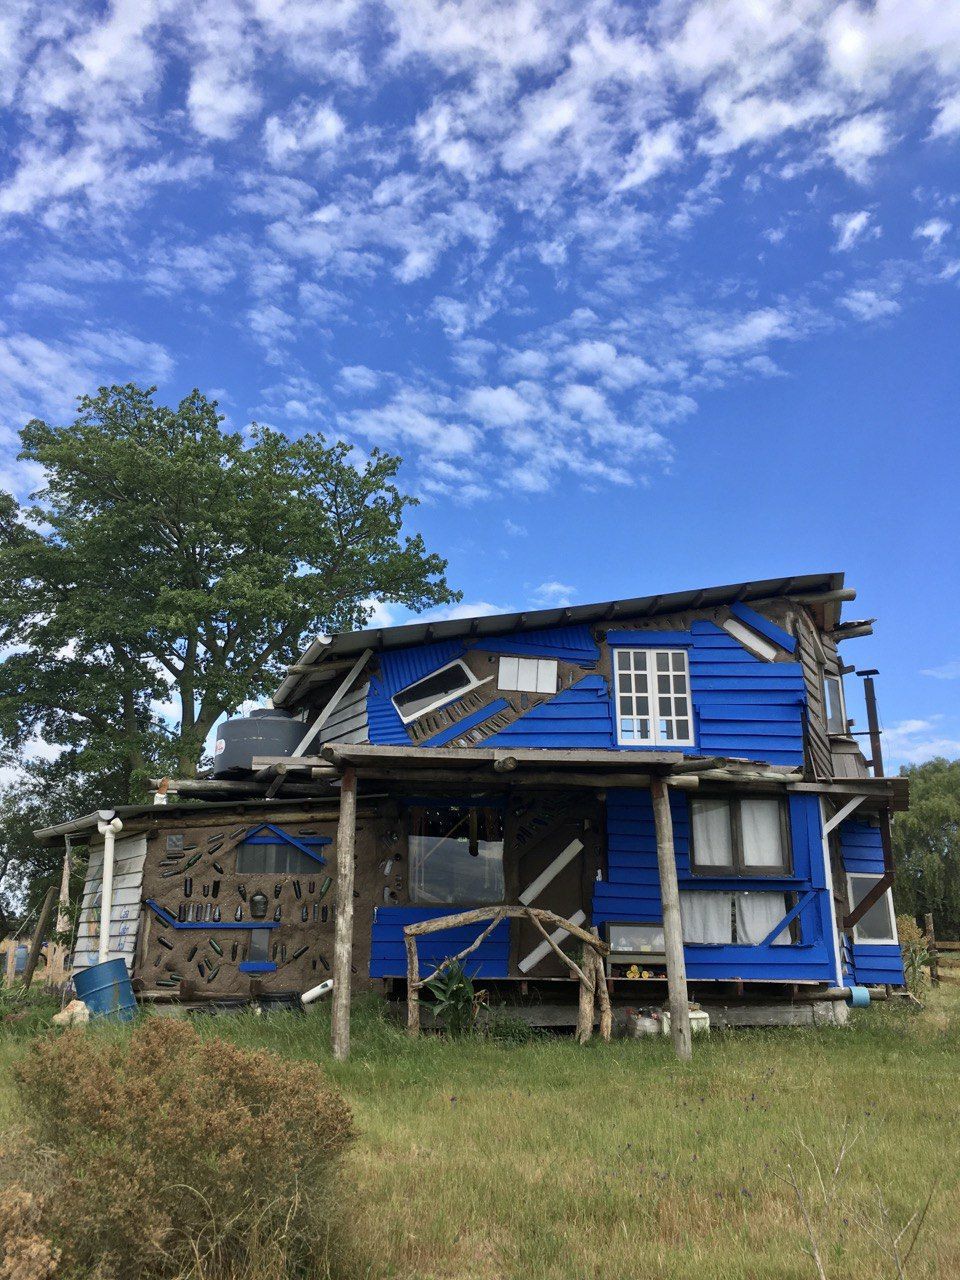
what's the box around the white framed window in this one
[497,655,557,694]
[846,874,897,944]
[721,617,779,661]
[824,675,847,734]
[614,648,694,746]
[392,659,490,723]
[681,890,796,945]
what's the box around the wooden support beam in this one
[331,765,357,1061]
[650,776,692,1062]
[292,648,372,757]
[21,885,58,991]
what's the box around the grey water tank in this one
[213,708,303,777]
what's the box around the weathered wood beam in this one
[651,776,692,1062]
[292,648,372,757]
[331,765,357,1061]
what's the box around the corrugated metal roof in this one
[273,571,847,708]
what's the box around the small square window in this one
[847,875,897,944]
[497,655,557,695]
[690,795,791,876]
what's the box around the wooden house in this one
[37,572,907,1048]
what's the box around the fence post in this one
[924,913,939,986]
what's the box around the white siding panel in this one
[72,834,147,975]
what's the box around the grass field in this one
[3,988,960,1280]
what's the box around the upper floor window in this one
[498,655,557,694]
[392,659,488,723]
[824,675,847,734]
[690,795,792,876]
[614,648,693,746]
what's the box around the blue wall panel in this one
[369,906,510,979]
[469,624,599,664]
[838,820,904,986]
[481,676,617,748]
[593,789,838,983]
[367,640,466,745]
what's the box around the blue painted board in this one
[729,602,798,653]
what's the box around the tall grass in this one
[3,991,959,1279]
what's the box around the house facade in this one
[43,572,906,1021]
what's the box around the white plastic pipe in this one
[301,978,334,1005]
[96,816,123,965]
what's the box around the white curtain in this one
[740,798,784,868]
[736,892,792,945]
[681,891,733,944]
[691,798,734,868]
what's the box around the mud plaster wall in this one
[136,801,399,998]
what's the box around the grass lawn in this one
[3,987,960,1280]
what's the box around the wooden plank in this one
[651,776,691,1062]
[331,765,357,1061]
[518,839,584,905]
[293,648,372,756]
[518,910,587,973]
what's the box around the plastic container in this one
[625,1009,661,1037]
[73,958,138,1022]
[661,1008,711,1037]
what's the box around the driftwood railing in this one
[403,906,612,1043]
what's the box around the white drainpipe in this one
[96,814,123,966]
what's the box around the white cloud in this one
[832,209,878,251]
[617,121,684,191]
[337,364,381,394]
[263,99,345,167]
[839,287,901,321]
[530,580,576,608]
[464,384,535,426]
[921,659,960,680]
[503,518,526,536]
[930,92,960,139]
[882,718,960,767]
[914,217,951,245]
[692,307,794,357]
[826,112,892,182]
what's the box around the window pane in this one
[656,652,670,672]
[825,676,846,734]
[498,656,519,689]
[691,798,734,868]
[740,798,787,869]
[409,807,505,906]
[735,892,792,945]
[681,892,733,943]
[394,662,473,720]
[248,930,270,962]
[237,841,320,874]
[536,659,558,693]
[515,657,539,691]
[849,876,896,942]
[609,923,665,953]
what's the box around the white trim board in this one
[518,910,587,974]
[518,839,584,906]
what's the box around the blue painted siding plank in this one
[421,699,511,746]
[729,602,798,653]
[606,631,692,647]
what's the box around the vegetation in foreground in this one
[1,987,959,1280]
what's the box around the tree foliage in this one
[893,757,960,938]
[0,385,457,919]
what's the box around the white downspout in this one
[96,815,123,966]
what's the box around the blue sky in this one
[1,0,959,768]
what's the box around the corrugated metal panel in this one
[593,790,837,983]
[469,624,599,664]
[369,906,510,978]
[481,677,616,748]
[367,641,466,745]
[73,835,147,974]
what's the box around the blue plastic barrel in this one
[73,958,138,1022]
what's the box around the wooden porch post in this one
[331,765,357,1061]
[650,776,692,1061]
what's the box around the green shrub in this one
[7,1017,355,1280]
[897,914,930,1000]
[424,960,487,1036]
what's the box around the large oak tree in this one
[0,383,458,799]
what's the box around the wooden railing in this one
[403,906,611,1043]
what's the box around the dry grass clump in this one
[4,1018,354,1280]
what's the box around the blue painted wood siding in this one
[838,820,904,986]
[365,617,807,766]
[593,789,839,983]
[369,906,510,979]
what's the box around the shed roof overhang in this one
[273,570,848,708]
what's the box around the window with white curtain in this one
[614,648,693,746]
[681,890,796,945]
[690,795,791,876]
[497,655,558,694]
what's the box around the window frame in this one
[823,673,847,735]
[497,654,558,694]
[391,659,491,724]
[613,647,695,747]
[606,921,667,963]
[846,874,897,945]
[689,793,793,878]
[407,803,506,907]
